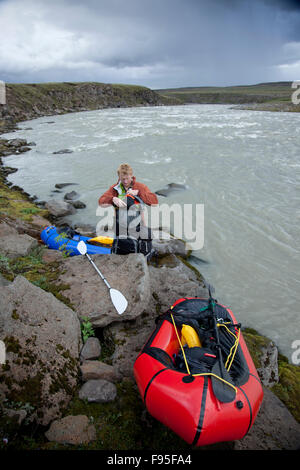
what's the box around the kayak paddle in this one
[77,240,128,315]
[207,284,236,403]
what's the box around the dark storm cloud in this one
[0,0,300,87]
[263,0,300,11]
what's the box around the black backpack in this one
[174,346,217,374]
[111,234,155,261]
[113,195,155,261]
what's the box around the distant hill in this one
[0,82,178,133]
[156,81,300,111]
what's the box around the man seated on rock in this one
[98,163,158,239]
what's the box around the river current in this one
[2,104,300,362]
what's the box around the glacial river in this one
[3,104,300,362]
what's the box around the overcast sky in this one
[1,0,300,88]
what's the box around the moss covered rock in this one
[0,275,82,427]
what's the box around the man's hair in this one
[117,163,133,176]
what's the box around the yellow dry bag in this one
[180,324,202,348]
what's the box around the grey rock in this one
[64,191,79,201]
[45,415,96,445]
[152,230,189,257]
[0,274,10,286]
[41,249,64,264]
[7,138,28,148]
[0,275,81,426]
[55,253,151,328]
[3,408,27,426]
[55,183,78,189]
[16,146,31,153]
[1,166,18,176]
[80,360,122,383]
[0,221,38,259]
[53,149,73,154]
[74,224,95,237]
[72,200,86,209]
[78,379,117,403]
[45,200,76,217]
[148,254,206,311]
[80,337,101,361]
[257,340,279,387]
[155,183,188,197]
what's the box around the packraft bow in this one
[40,225,112,256]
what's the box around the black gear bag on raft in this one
[112,194,155,261]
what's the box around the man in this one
[98,163,158,239]
[98,163,158,208]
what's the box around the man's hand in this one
[113,197,127,208]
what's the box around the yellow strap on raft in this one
[88,235,114,246]
[181,324,202,348]
[170,313,237,395]
[217,323,240,371]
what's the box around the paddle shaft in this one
[85,252,110,289]
[206,285,236,402]
[213,315,225,376]
[209,294,226,379]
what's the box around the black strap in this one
[192,376,209,446]
[144,368,169,406]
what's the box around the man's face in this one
[119,173,133,188]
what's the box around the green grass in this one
[0,168,48,222]
[0,245,73,308]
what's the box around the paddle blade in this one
[110,288,128,315]
[211,362,236,403]
[77,240,87,255]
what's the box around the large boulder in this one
[148,254,207,311]
[0,275,82,426]
[0,221,38,258]
[0,215,51,241]
[55,253,151,328]
[45,200,76,218]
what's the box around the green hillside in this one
[156,82,300,111]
